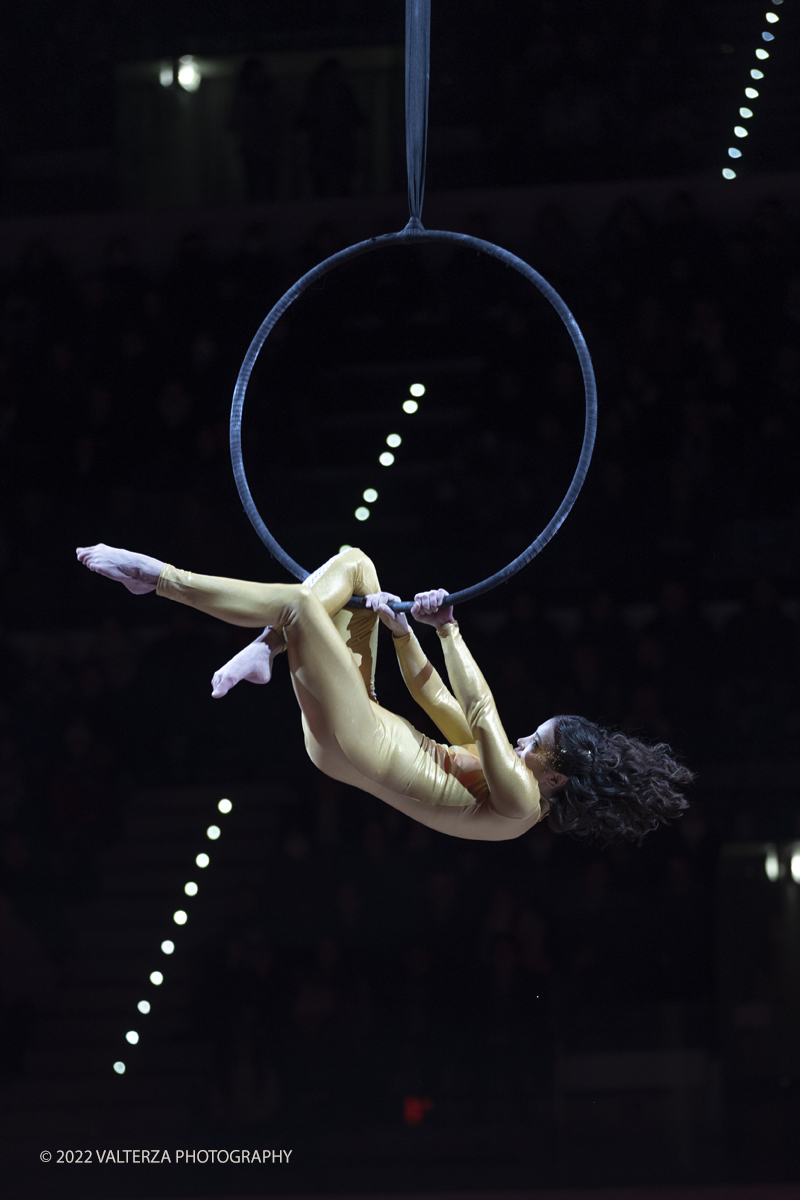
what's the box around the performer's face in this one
[515,717,558,770]
[515,717,565,796]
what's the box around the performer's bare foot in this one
[76,544,164,595]
[211,628,286,698]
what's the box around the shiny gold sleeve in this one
[392,630,474,746]
[437,622,542,820]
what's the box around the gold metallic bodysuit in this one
[156,548,546,841]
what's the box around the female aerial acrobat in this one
[76,543,692,845]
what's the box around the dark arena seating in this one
[0,2,798,1197]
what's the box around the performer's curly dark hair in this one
[546,714,694,846]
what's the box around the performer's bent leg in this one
[158,556,388,778]
[160,547,381,700]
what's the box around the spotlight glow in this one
[173,910,187,925]
[722,168,737,179]
[756,49,769,59]
[386,434,402,448]
[745,88,759,98]
[734,126,748,137]
[762,31,774,41]
[379,452,395,466]
[218,798,232,814]
[150,971,164,986]
[161,940,175,955]
[363,488,378,503]
[765,848,780,882]
[159,64,174,88]
[355,506,370,521]
[113,1062,126,1074]
[206,825,220,840]
[751,69,764,79]
[739,107,753,118]
[403,399,419,414]
[728,147,742,158]
[126,1030,139,1045]
[409,384,426,397]
[177,57,201,92]
[766,12,779,23]
[184,881,198,896]
[138,1000,151,1014]
[791,854,800,883]
[196,853,209,868]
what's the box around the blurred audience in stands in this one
[0,187,797,1106]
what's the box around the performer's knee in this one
[271,583,322,632]
[341,547,379,595]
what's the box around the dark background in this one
[0,1,799,1197]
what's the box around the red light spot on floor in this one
[403,1095,433,1125]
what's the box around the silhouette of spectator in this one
[653,856,712,1001]
[282,949,347,1131]
[477,935,545,1121]
[0,734,27,830]
[0,889,55,1079]
[91,616,139,692]
[725,579,796,686]
[658,192,722,304]
[9,240,73,339]
[515,908,552,979]
[645,580,712,732]
[48,719,117,855]
[300,932,377,1124]
[540,72,608,180]
[580,589,636,685]
[132,609,216,781]
[298,58,366,198]
[152,378,195,485]
[479,886,518,962]
[598,198,659,295]
[622,682,672,742]
[197,880,283,1122]
[745,197,799,286]
[224,222,285,335]
[387,941,439,1096]
[528,202,583,289]
[71,386,117,495]
[100,236,149,332]
[0,833,66,957]
[555,858,628,1007]
[163,230,220,345]
[229,57,289,203]
[272,828,323,949]
[329,880,369,954]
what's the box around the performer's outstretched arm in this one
[366,592,473,744]
[411,591,542,821]
[392,629,474,745]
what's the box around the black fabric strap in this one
[405,0,431,229]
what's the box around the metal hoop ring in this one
[231,225,597,613]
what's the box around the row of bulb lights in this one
[340,383,425,546]
[723,3,782,180]
[112,798,233,1075]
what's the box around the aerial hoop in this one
[230,225,597,613]
[230,0,597,613]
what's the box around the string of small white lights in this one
[112,797,233,1075]
[338,382,425,552]
[722,1,783,180]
